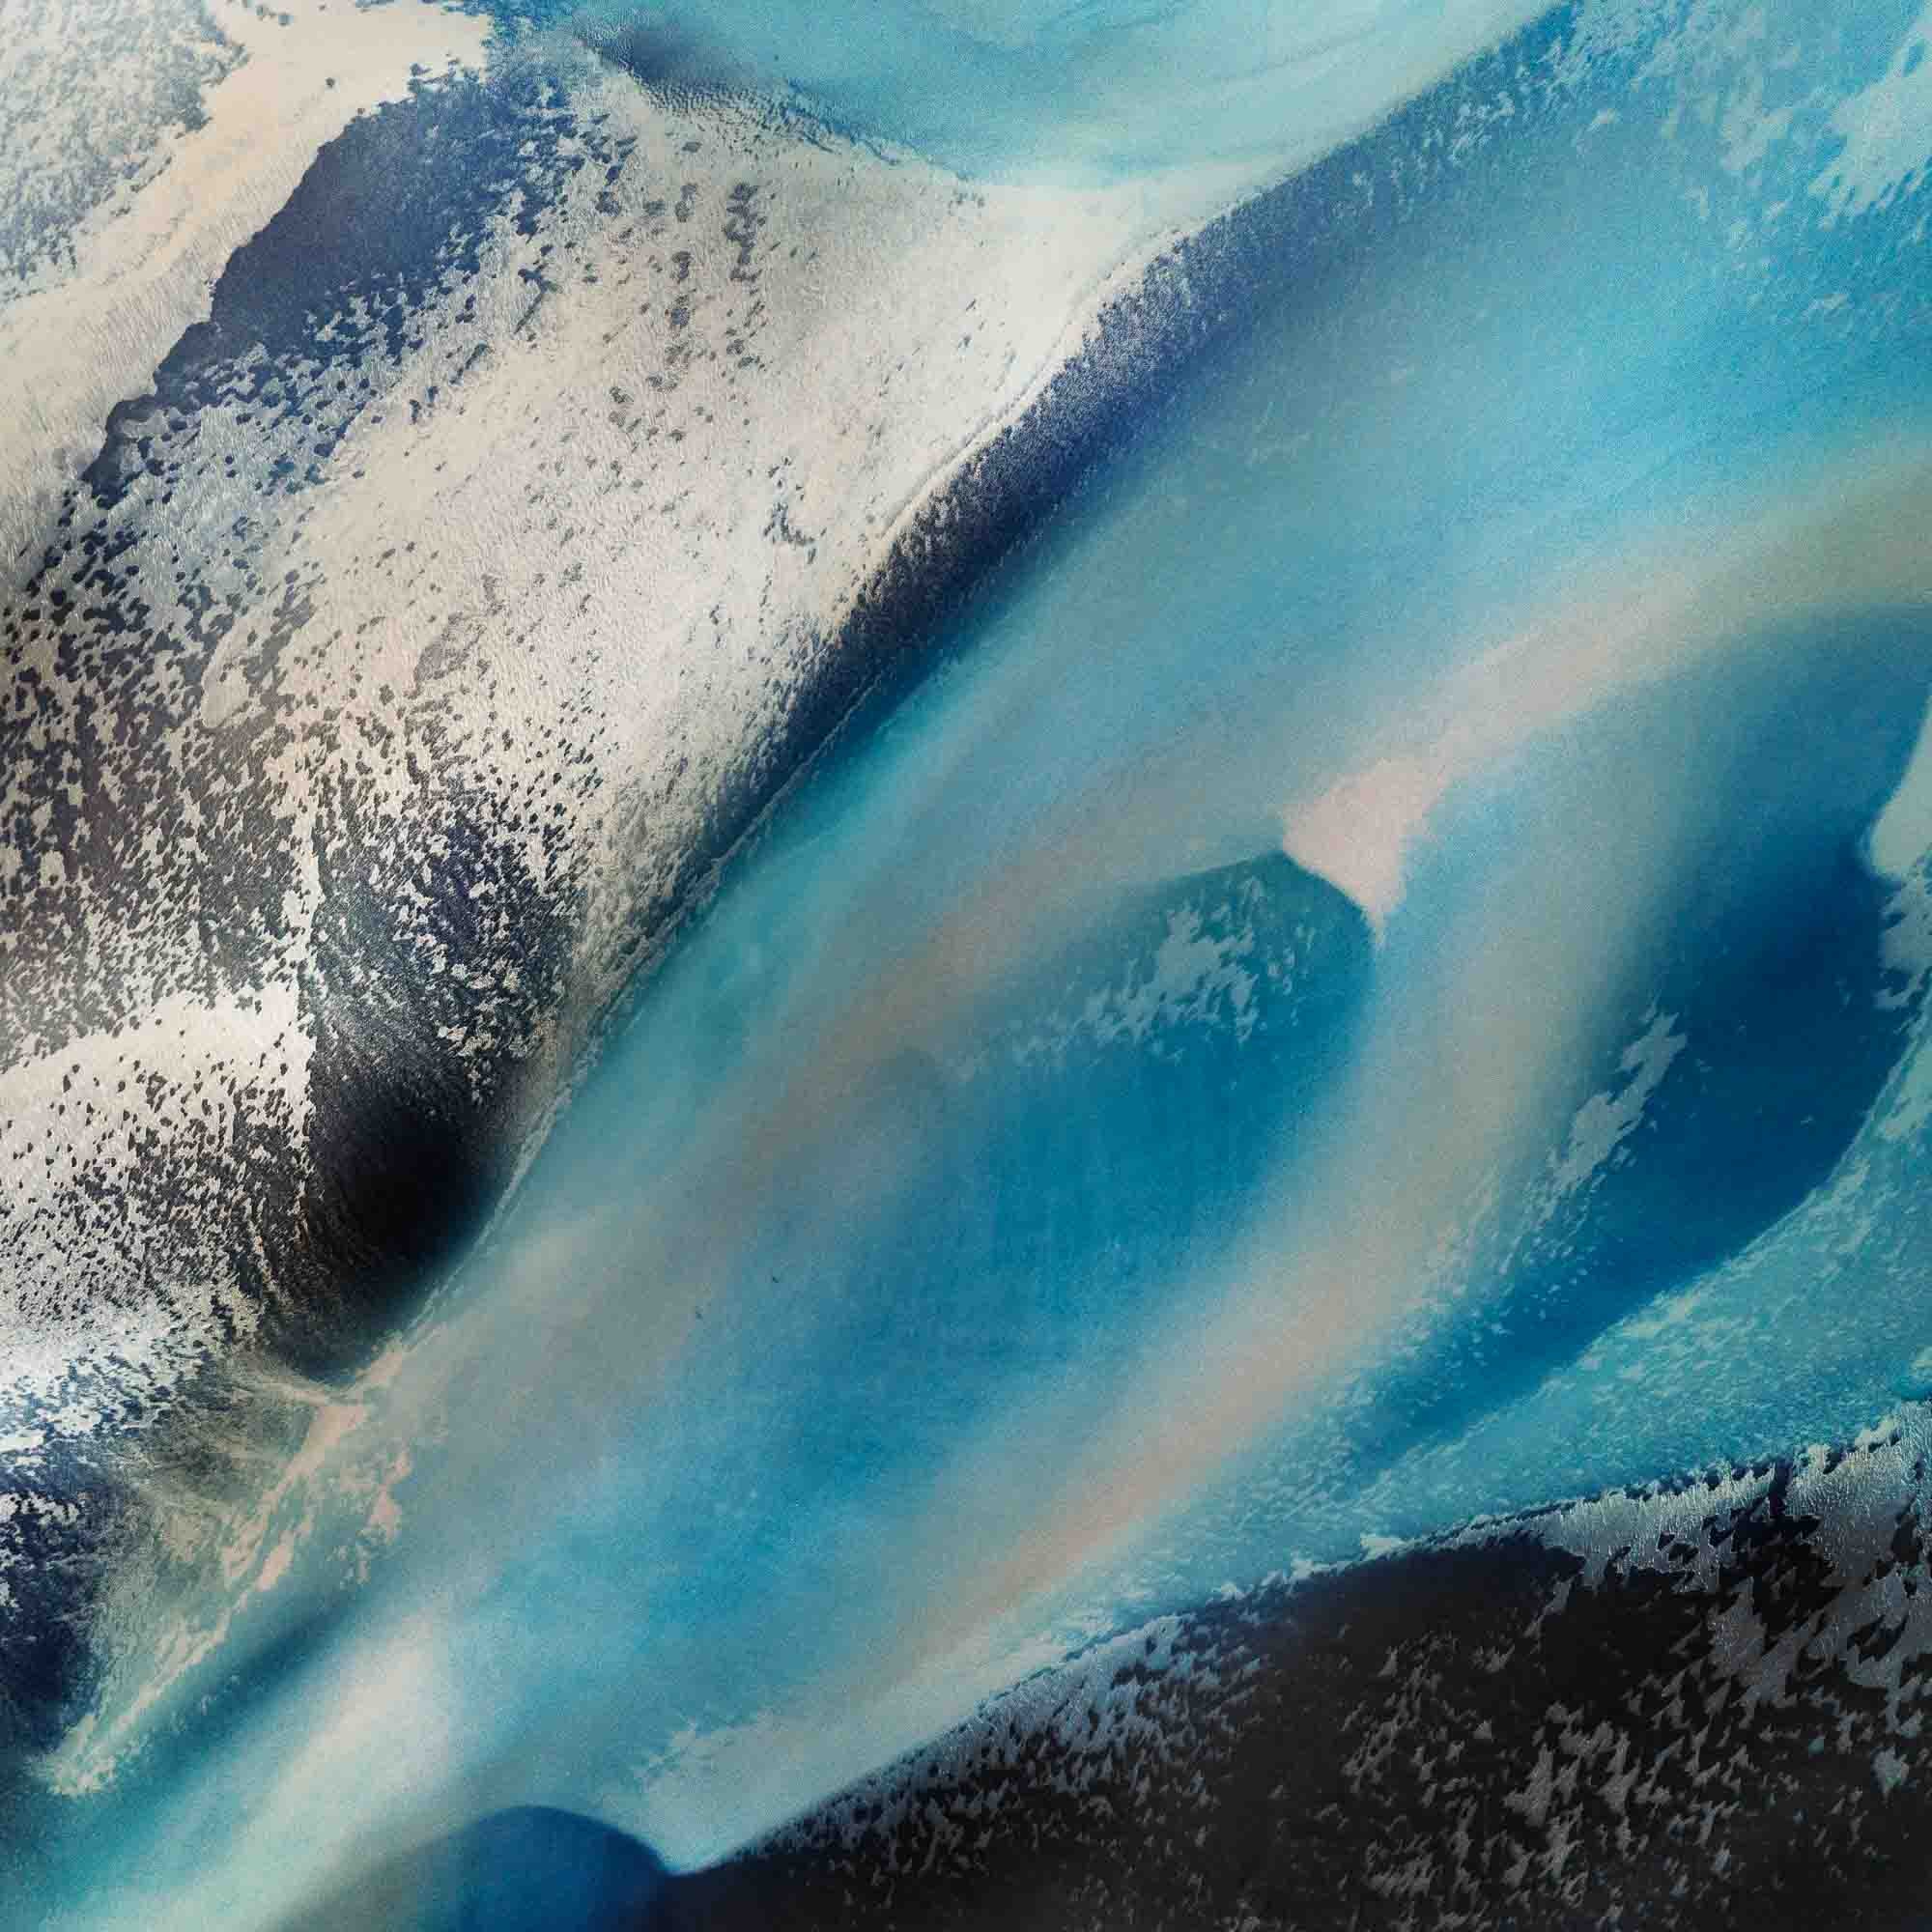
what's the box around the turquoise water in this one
[493,0,1554,184]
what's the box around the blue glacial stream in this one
[27,0,1932,1924]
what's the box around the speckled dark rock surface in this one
[679,1423,1932,1929]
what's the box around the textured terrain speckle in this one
[681,1413,1932,1929]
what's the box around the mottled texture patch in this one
[0,0,241,295]
[681,1415,1932,1928]
[2,67,596,1392]
[0,0,493,589]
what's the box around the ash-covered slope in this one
[682,1414,1932,1931]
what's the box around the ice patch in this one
[1543,1007,1686,1203]
[1811,3,1932,221]
[1878,998,1932,1144]
[1878,867,1932,1010]
[1870,692,1932,879]
[0,0,491,591]
[1005,890,1268,1066]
